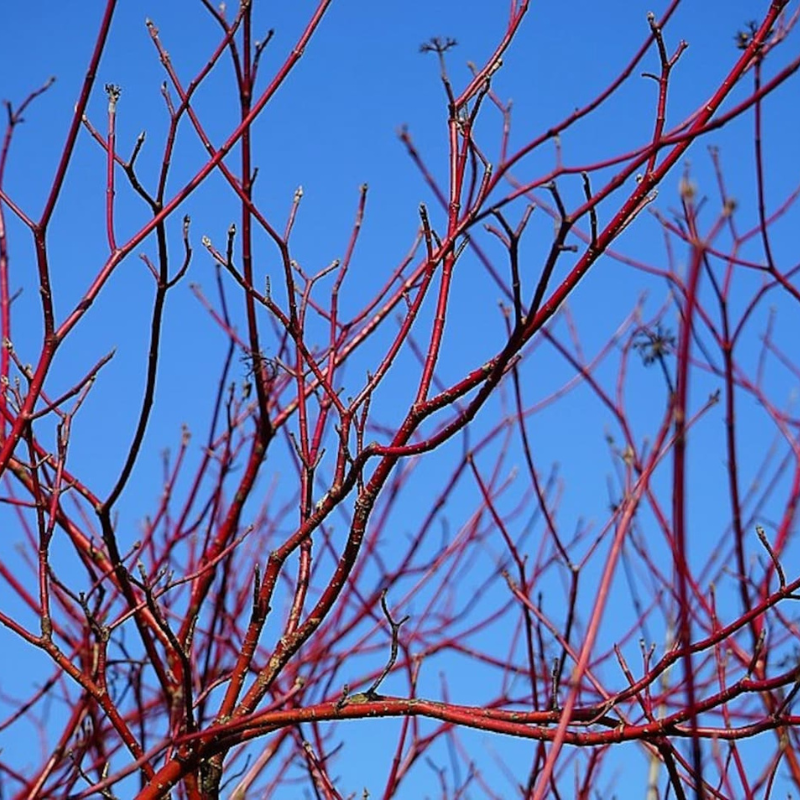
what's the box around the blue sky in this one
[1,1,800,797]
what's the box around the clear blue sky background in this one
[1,2,799,797]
